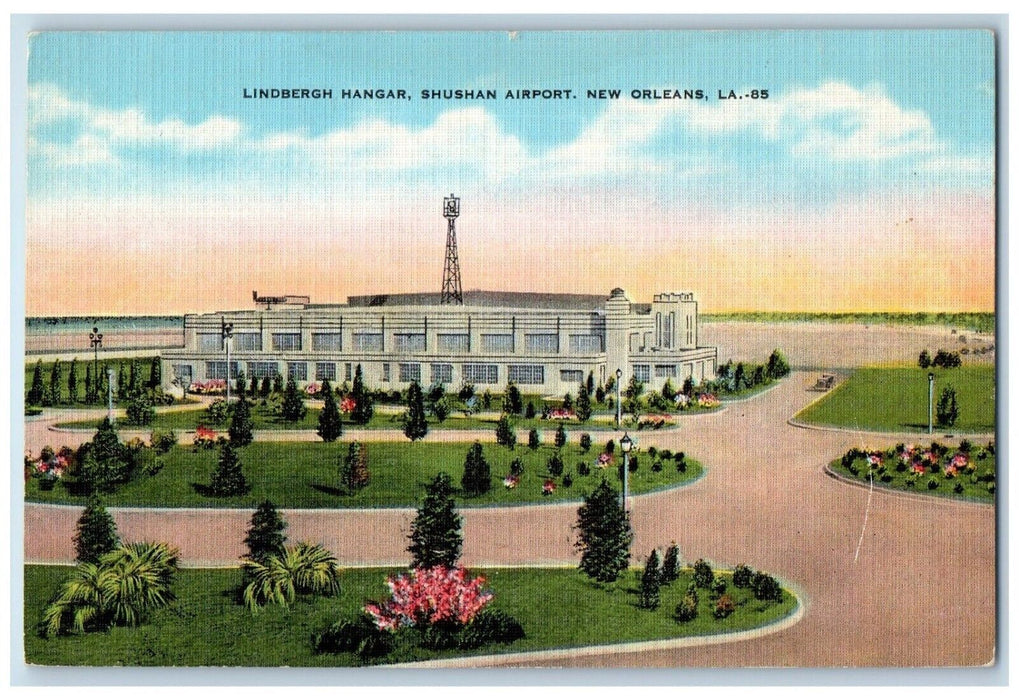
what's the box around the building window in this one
[393,333,426,352]
[197,333,221,352]
[560,369,584,384]
[353,332,383,352]
[248,361,278,379]
[288,362,308,381]
[312,333,343,351]
[525,333,559,354]
[234,333,262,351]
[316,362,337,381]
[172,364,193,385]
[272,333,302,352]
[431,363,453,385]
[381,363,391,382]
[344,363,352,381]
[632,364,651,383]
[399,363,422,383]
[568,334,603,353]
[463,363,498,384]
[437,333,470,352]
[480,334,513,353]
[508,364,544,385]
[206,361,239,380]
[655,364,677,378]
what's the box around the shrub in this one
[959,439,973,454]
[751,571,783,602]
[766,349,791,379]
[652,460,663,473]
[927,478,940,490]
[954,482,964,494]
[503,383,523,415]
[692,558,714,588]
[143,459,164,477]
[936,386,959,427]
[73,497,120,564]
[241,542,341,610]
[579,433,592,453]
[988,483,996,494]
[528,429,541,450]
[403,381,429,442]
[547,452,564,477]
[457,609,525,648]
[150,430,177,454]
[732,564,753,588]
[555,424,568,449]
[638,549,662,610]
[125,397,155,426]
[281,377,308,423]
[577,461,590,476]
[204,399,230,425]
[339,442,370,492]
[313,613,394,658]
[364,566,492,633]
[228,399,255,447]
[495,415,517,449]
[880,473,893,483]
[562,472,574,488]
[675,586,699,623]
[208,443,250,497]
[461,442,492,497]
[408,473,462,568]
[710,577,728,597]
[525,401,536,418]
[661,544,681,583]
[509,457,524,477]
[317,380,343,442]
[605,439,615,455]
[713,594,736,619]
[905,477,916,488]
[575,479,632,583]
[243,500,287,565]
[349,364,374,425]
[918,349,931,368]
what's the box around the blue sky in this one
[24,30,997,313]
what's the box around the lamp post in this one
[89,326,103,403]
[222,321,234,403]
[620,432,633,512]
[615,368,623,428]
[928,372,935,435]
[107,367,115,424]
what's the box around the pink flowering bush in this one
[189,379,226,395]
[30,446,72,487]
[339,396,357,414]
[502,474,519,489]
[696,393,720,408]
[542,479,556,495]
[547,408,576,421]
[596,452,614,468]
[193,425,219,449]
[364,566,493,632]
[305,382,321,396]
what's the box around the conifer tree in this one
[350,364,374,425]
[281,376,307,422]
[586,371,596,397]
[243,500,287,564]
[272,373,284,394]
[46,359,62,406]
[766,349,791,379]
[27,359,45,406]
[317,379,343,442]
[403,380,429,441]
[249,375,258,395]
[528,428,541,450]
[555,423,568,449]
[148,356,162,390]
[408,472,463,568]
[128,359,139,397]
[73,497,120,564]
[574,479,632,583]
[228,398,255,446]
[117,362,127,399]
[495,414,516,449]
[461,441,492,496]
[339,441,370,491]
[209,443,250,496]
[576,384,592,422]
[260,375,272,397]
[503,382,523,415]
[638,549,662,610]
[67,358,79,404]
[84,363,94,405]
[661,542,681,583]
[235,371,247,399]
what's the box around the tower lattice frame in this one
[441,194,463,305]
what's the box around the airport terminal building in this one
[160,288,718,397]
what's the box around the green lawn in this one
[828,442,996,503]
[24,565,797,667]
[795,366,995,433]
[25,441,702,509]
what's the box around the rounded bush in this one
[732,564,753,588]
[692,559,714,588]
[713,594,735,619]
[458,609,525,649]
[675,594,699,622]
[927,478,940,490]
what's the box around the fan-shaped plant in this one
[241,542,341,610]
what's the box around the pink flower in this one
[305,382,320,396]
[867,454,883,467]
[503,474,519,489]
[596,453,613,467]
[542,479,556,495]
[912,462,926,475]
[339,397,356,413]
[364,566,493,631]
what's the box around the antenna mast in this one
[440,194,463,304]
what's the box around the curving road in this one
[22,372,995,667]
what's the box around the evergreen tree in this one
[339,441,370,491]
[562,393,574,411]
[661,543,681,583]
[408,472,463,568]
[76,418,131,493]
[27,359,45,406]
[574,479,632,583]
[461,441,492,496]
[586,371,595,397]
[281,376,307,422]
[528,428,541,450]
[937,385,959,427]
[579,433,592,453]
[228,398,255,446]
[525,400,536,419]
[682,377,695,397]
[733,363,746,391]
[73,496,120,564]
[546,452,564,477]
[249,375,258,395]
[752,365,766,387]
[495,415,517,449]
[595,385,606,404]
[128,359,140,397]
[272,373,284,394]
[638,549,662,610]
[209,443,250,497]
[317,379,343,442]
[235,371,247,399]
[555,423,568,449]
[350,364,374,425]
[67,358,79,404]
[243,500,287,564]
[503,382,523,415]
[576,384,593,422]
[766,349,791,379]
[46,359,62,406]
[260,375,272,397]
[117,362,127,399]
[148,356,162,390]
[403,380,429,441]
[83,363,94,405]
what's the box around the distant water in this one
[26,316,183,334]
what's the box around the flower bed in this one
[188,379,226,395]
[830,441,995,502]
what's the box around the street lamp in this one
[928,372,935,435]
[615,368,623,428]
[222,321,234,402]
[89,326,103,403]
[620,432,633,512]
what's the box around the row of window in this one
[197,331,605,354]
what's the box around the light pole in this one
[107,367,115,424]
[620,432,633,512]
[615,368,623,428]
[222,321,234,402]
[928,372,935,435]
[89,326,103,403]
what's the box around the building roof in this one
[339,290,608,311]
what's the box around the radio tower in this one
[440,194,464,305]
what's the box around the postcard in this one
[20,28,996,670]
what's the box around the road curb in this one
[787,417,994,441]
[821,463,994,509]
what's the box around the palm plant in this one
[241,542,340,610]
[41,541,179,637]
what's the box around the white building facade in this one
[161,288,717,396]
